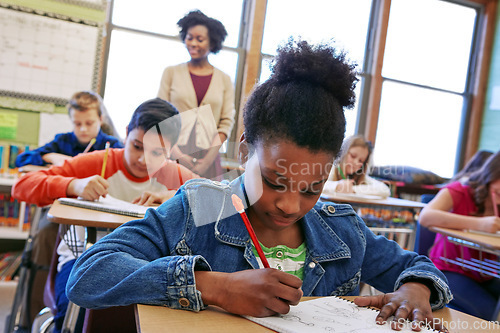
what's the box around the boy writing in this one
[15,90,122,168]
[12,98,199,332]
[66,40,451,331]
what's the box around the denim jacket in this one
[67,176,451,312]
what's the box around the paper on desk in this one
[321,182,385,202]
[58,195,156,217]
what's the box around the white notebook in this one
[244,296,435,333]
[58,196,155,218]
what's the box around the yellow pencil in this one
[101,141,110,178]
[83,138,96,153]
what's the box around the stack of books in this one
[0,251,22,281]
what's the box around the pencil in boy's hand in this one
[83,138,96,154]
[492,189,499,217]
[101,141,110,178]
[231,194,270,269]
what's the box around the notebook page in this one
[58,195,154,217]
[244,297,434,333]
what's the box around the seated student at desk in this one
[67,39,451,331]
[13,90,123,323]
[419,150,500,320]
[323,135,390,198]
[15,90,123,168]
[12,98,199,333]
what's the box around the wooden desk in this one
[47,200,135,229]
[47,200,137,333]
[321,193,426,209]
[135,296,500,333]
[430,227,500,254]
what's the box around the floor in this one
[0,281,17,332]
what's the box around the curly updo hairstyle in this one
[243,38,358,156]
[177,10,228,54]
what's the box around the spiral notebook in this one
[244,296,435,333]
[58,196,154,217]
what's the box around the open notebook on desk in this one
[321,181,386,202]
[244,296,435,333]
[58,196,156,218]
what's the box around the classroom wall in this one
[480,7,500,152]
[0,0,106,149]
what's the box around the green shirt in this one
[252,242,306,280]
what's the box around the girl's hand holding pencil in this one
[194,269,303,317]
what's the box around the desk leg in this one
[61,301,81,333]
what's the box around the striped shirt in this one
[252,242,307,280]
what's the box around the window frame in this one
[360,0,497,172]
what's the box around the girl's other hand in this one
[353,282,447,332]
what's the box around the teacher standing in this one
[158,10,235,180]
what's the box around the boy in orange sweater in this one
[12,97,198,333]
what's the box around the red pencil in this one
[231,194,270,268]
[492,189,499,217]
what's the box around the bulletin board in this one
[0,5,102,105]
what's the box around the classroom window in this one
[102,0,245,141]
[372,0,477,178]
[259,0,485,178]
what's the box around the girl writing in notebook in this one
[324,135,390,198]
[68,39,451,331]
[12,98,199,333]
[419,150,500,320]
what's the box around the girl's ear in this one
[237,132,249,167]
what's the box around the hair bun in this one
[270,38,358,109]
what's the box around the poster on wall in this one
[0,7,100,103]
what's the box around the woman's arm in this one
[191,132,227,175]
[419,189,500,232]
[157,67,172,101]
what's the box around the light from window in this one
[260,0,371,140]
[374,82,462,178]
[374,0,477,178]
[112,0,243,48]
[383,0,476,93]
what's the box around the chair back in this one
[43,232,61,315]
[414,194,437,256]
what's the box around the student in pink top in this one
[420,150,500,320]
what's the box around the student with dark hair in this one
[420,150,500,320]
[449,149,494,183]
[12,98,199,333]
[69,39,450,330]
[157,9,235,180]
[15,91,123,167]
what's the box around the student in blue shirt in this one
[67,39,451,331]
[16,91,123,167]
